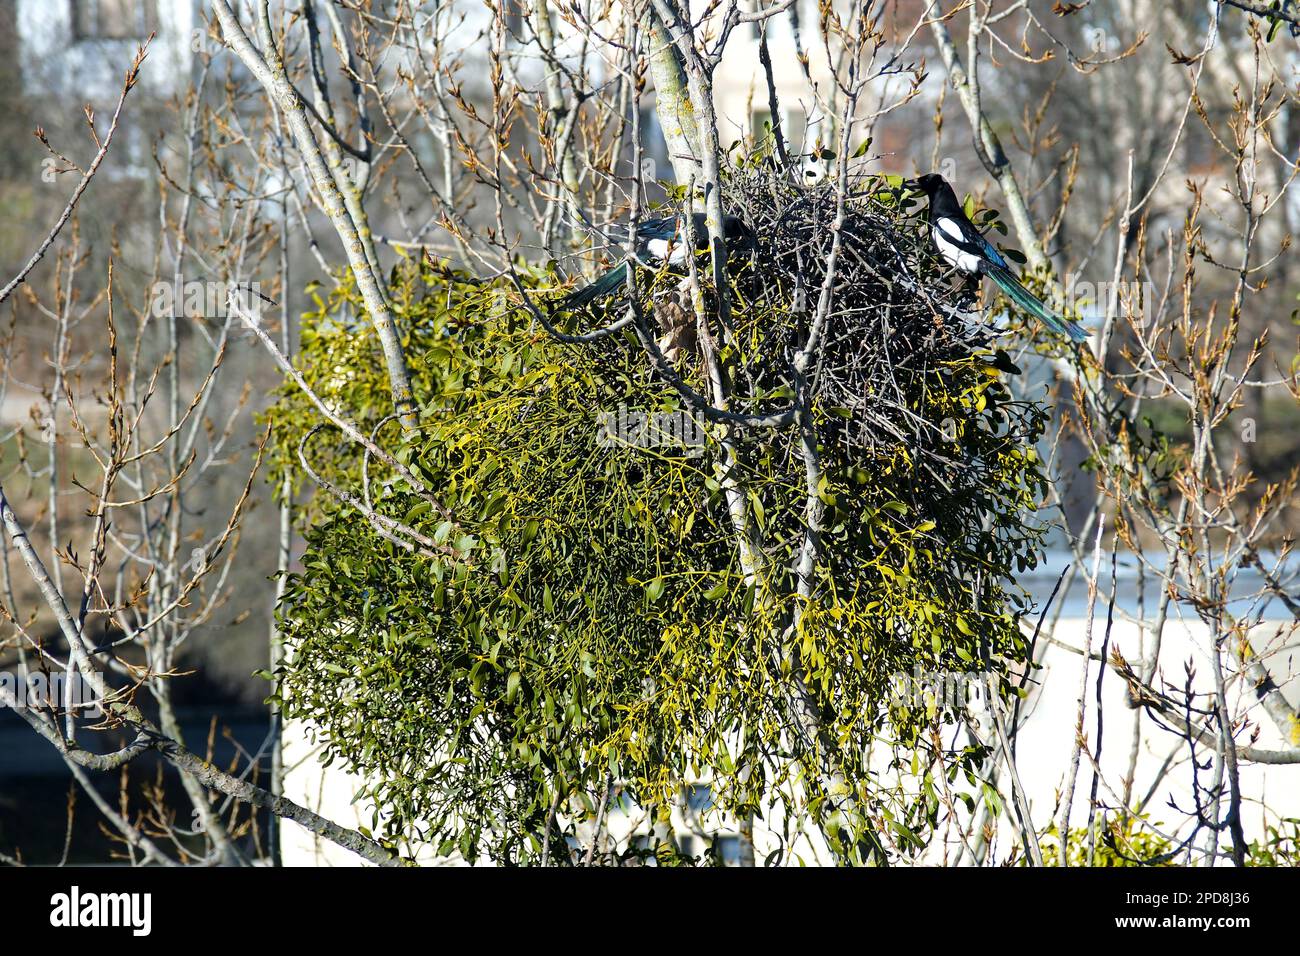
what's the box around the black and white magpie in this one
[907,173,1089,344]
[563,212,755,310]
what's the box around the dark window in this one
[71,0,159,41]
[684,783,713,815]
[713,835,743,866]
[638,106,671,183]
[502,0,527,43]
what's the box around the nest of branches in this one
[552,163,1025,467]
[718,168,990,450]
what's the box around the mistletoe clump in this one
[270,169,1051,864]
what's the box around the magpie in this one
[906,174,1089,344]
[563,212,755,310]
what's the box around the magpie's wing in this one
[934,215,1008,270]
[636,216,679,240]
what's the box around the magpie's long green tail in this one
[563,262,628,310]
[986,265,1089,344]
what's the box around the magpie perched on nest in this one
[907,173,1089,344]
[561,212,756,311]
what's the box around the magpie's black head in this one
[904,173,963,219]
[905,173,949,197]
[684,213,756,252]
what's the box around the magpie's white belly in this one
[645,237,672,261]
[932,225,983,274]
[645,235,690,266]
[665,238,691,266]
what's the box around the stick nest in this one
[559,166,1010,458]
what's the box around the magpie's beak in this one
[902,178,921,192]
